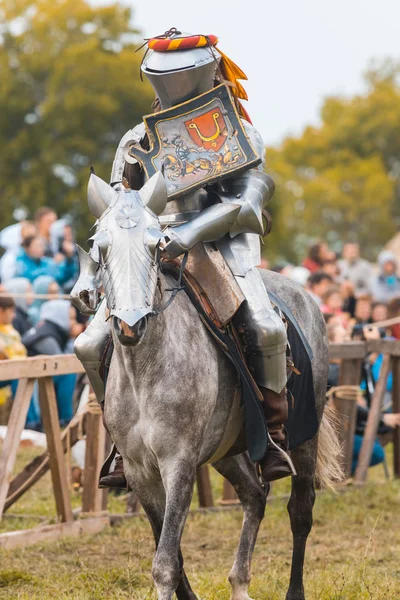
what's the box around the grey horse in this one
[73,174,342,600]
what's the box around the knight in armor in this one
[73,29,292,487]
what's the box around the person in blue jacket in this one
[28,275,60,326]
[15,235,77,287]
[22,300,79,426]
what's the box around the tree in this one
[264,60,400,263]
[0,0,154,239]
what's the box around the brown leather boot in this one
[98,454,127,489]
[259,387,293,482]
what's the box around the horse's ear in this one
[87,174,117,218]
[140,172,168,216]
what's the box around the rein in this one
[151,249,188,316]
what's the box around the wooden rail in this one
[0,341,399,546]
[0,355,94,524]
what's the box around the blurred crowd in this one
[0,208,83,430]
[269,240,400,476]
[269,241,400,341]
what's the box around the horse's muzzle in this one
[112,316,147,346]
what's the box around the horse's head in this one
[87,172,168,346]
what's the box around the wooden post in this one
[38,377,73,522]
[82,409,106,514]
[221,479,239,505]
[196,465,214,508]
[331,387,358,478]
[0,378,35,520]
[339,358,363,386]
[354,354,391,484]
[392,357,400,478]
[4,414,87,512]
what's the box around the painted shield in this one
[123,84,261,199]
[185,108,227,152]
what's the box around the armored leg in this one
[74,300,110,404]
[74,300,128,490]
[234,267,292,482]
[234,267,287,394]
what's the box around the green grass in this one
[0,446,399,598]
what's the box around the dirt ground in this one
[0,447,399,599]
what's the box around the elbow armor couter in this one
[163,203,241,259]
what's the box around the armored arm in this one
[216,120,275,238]
[163,203,241,259]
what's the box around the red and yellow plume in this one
[148,34,218,52]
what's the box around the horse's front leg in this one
[124,469,198,600]
[213,453,267,600]
[152,456,197,600]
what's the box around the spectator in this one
[371,302,388,324]
[34,207,57,257]
[4,278,33,336]
[340,279,356,318]
[320,286,344,316]
[15,235,76,287]
[321,259,340,281]
[303,242,331,273]
[338,242,372,296]
[0,296,27,360]
[354,295,372,325]
[369,251,400,303]
[306,272,333,306]
[325,315,350,388]
[286,266,311,287]
[22,300,78,426]
[0,296,28,407]
[0,221,37,283]
[28,276,60,326]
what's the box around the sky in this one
[95,0,400,146]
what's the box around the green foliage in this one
[0,0,153,240]
[265,60,400,263]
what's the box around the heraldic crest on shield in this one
[123,84,261,198]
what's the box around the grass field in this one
[0,446,399,599]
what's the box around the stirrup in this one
[267,431,297,477]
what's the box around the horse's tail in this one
[315,403,344,489]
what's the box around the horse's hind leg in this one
[285,438,317,600]
[213,453,267,600]
[130,478,197,600]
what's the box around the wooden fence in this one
[329,339,400,482]
[0,339,399,546]
[0,355,111,547]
